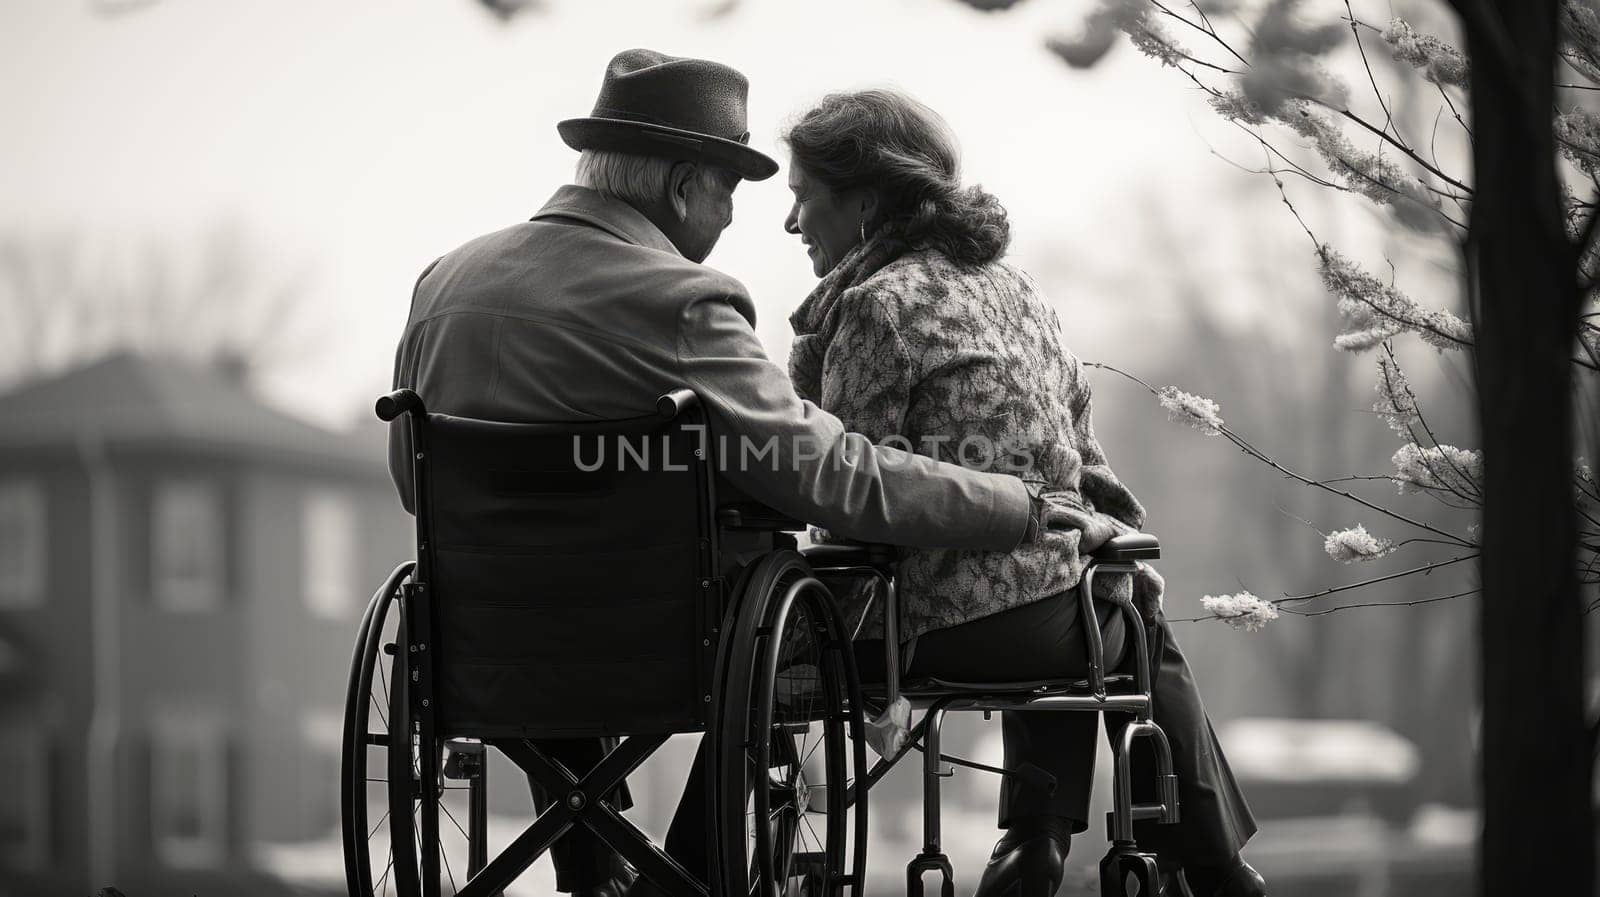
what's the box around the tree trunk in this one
[1456,2,1592,893]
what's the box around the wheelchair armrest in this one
[655,388,699,420]
[801,542,896,569]
[375,388,425,422]
[717,502,807,532]
[1091,533,1161,562]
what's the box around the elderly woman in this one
[781,89,1264,897]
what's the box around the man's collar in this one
[531,185,681,256]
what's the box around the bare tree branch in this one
[1088,361,1479,548]
[1294,587,1480,616]
[1344,0,1406,148]
[1279,553,1478,603]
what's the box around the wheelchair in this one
[341,388,1179,897]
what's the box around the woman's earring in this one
[859,220,867,243]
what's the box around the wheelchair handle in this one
[375,388,426,422]
[655,388,700,420]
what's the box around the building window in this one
[150,715,227,868]
[0,480,45,607]
[152,481,225,611]
[0,728,48,868]
[303,491,356,619]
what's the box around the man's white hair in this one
[575,149,731,206]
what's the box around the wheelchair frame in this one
[346,388,868,897]
[345,387,1181,897]
[798,542,1182,897]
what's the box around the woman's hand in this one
[1035,491,1133,553]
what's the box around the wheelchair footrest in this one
[907,850,954,897]
[1106,809,1158,841]
[1105,805,1176,841]
[1100,843,1162,897]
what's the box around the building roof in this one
[0,353,387,475]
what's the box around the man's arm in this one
[676,293,1031,551]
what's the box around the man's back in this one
[389,185,1032,552]
[392,187,738,434]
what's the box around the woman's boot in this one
[1183,854,1267,897]
[972,815,1074,897]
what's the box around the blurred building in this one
[0,353,408,897]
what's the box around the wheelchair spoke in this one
[378,647,392,704]
[368,807,392,841]
[376,848,394,897]
[800,815,823,853]
[439,799,471,843]
[801,729,824,767]
[719,558,867,896]
[439,827,458,895]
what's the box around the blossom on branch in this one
[1242,0,1349,116]
[1381,18,1469,89]
[1324,524,1395,563]
[1318,247,1473,352]
[1129,17,1187,69]
[1045,0,1143,68]
[1581,241,1600,288]
[1334,316,1404,353]
[1577,322,1599,359]
[1323,250,1412,351]
[1392,442,1484,496]
[1084,0,1192,71]
[1157,386,1224,435]
[1563,182,1589,239]
[1208,89,1269,125]
[1289,111,1442,231]
[1561,0,1600,84]
[1201,591,1280,631]
[1558,109,1600,177]
[1374,354,1420,435]
[1235,0,1350,114]
[1254,0,1345,55]
[1416,307,1474,351]
[1049,0,1188,72]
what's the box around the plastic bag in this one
[865,695,911,758]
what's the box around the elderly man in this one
[388,50,1083,897]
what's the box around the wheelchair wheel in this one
[342,566,489,897]
[715,551,868,897]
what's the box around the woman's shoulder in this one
[853,249,1034,315]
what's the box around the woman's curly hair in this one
[783,88,1010,266]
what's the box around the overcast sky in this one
[4,0,1443,428]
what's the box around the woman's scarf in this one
[787,232,907,402]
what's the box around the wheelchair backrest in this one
[408,400,719,738]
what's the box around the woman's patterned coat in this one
[790,241,1147,641]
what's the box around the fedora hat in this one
[558,49,779,182]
